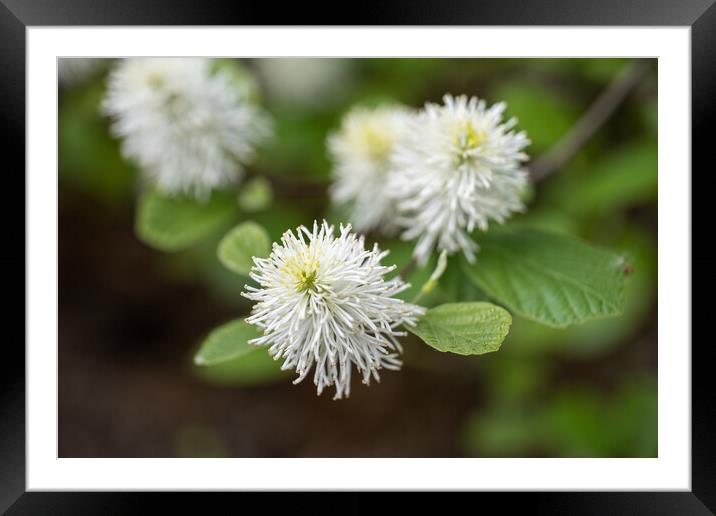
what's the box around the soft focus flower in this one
[103,58,269,200]
[58,58,101,85]
[388,94,530,265]
[328,105,412,233]
[242,221,424,399]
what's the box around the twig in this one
[245,169,327,199]
[242,63,651,210]
[529,59,653,183]
[398,256,418,279]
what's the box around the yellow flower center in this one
[296,268,319,293]
[359,125,392,161]
[458,121,487,150]
[147,73,165,90]
[280,253,321,293]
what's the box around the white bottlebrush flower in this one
[328,105,412,233]
[242,221,425,399]
[103,58,269,200]
[388,94,530,265]
[58,58,102,85]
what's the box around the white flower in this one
[328,105,412,233]
[388,94,530,265]
[242,221,425,399]
[103,58,269,200]
[58,58,101,85]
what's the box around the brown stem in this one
[397,256,418,279]
[245,169,327,199]
[529,59,653,183]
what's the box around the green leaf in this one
[237,176,274,213]
[194,319,262,366]
[463,228,626,328]
[407,302,512,356]
[191,346,287,387]
[217,221,271,276]
[135,189,237,252]
[499,226,655,358]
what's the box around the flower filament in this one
[296,267,319,293]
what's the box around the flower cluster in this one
[329,94,530,265]
[328,105,412,233]
[242,221,424,399]
[103,58,270,200]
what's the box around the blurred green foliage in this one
[59,79,136,203]
[59,57,657,458]
[135,189,239,252]
[175,424,227,458]
[494,81,580,155]
[462,375,657,457]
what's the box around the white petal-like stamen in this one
[328,105,412,233]
[103,58,270,200]
[242,221,425,399]
[388,94,530,265]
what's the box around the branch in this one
[529,59,653,183]
[398,256,418,279]
[245,169,327,199]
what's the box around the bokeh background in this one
[59,58,657,458]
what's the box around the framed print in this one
[3,0,711,512]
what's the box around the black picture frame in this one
[3,0,710,512]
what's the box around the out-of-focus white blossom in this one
[328,105,412,233]
[388,94,530,264]
[242,221,424,399]
[103,58,270,200]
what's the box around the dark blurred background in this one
[59,58,657,458]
